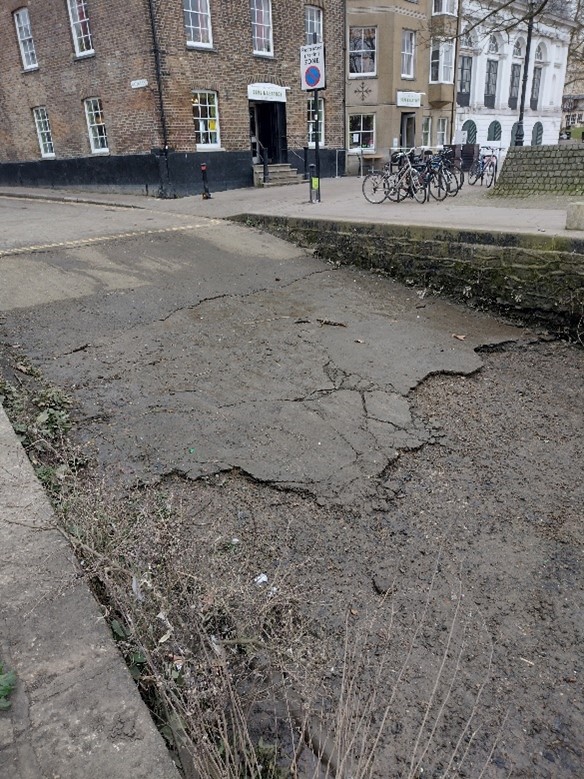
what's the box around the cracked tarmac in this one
[1,195,582,777]
[1,222,522,502]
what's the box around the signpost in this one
[300,42,325,203]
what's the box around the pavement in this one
[0,177,579,779]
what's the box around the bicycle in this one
[468,147,498,187]
[361,149,426,204]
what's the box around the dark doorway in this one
[250,102,288,164]
[400,112,416,148]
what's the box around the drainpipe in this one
[146,0,173,196]
[342,0,347,174]
[450,0,462,144]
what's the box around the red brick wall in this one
[0,0,345,163]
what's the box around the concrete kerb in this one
[0,406,181,779]
[567,202,584,231]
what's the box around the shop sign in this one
[397,91,422,108]
[247,83,287,102]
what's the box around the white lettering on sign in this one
[131,79,149,89]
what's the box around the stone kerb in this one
[567,202,584,230]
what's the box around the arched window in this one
[488,35,499,54]
[462,119,477,144]
[531,45,545,110]
[513,39,523,57]
[487,120,502,141]
[531,121,543,146]
[460,26,474,49]
[511,122,519,146]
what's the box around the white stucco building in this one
[453,0,573,152]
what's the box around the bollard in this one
[200,162,212,199]
[308,163,320,204]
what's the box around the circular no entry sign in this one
[305,65,321,88]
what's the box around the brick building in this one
[0,0,345,195]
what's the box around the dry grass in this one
[52,472,507,779]
[1,356,510,777]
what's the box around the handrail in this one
[256,139,269,184]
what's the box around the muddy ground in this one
[0,214,582,777]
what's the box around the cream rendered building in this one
[346,0,454,171]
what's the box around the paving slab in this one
[0,406,181,779]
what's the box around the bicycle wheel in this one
[409,169,427,204]
[484,160,496,188]
[362,172,387,204]
[428,170,449,201]
[384,172,401,202]
[447,166,463,195]
[467,162,480,186]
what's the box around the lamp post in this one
[515,3,534,146]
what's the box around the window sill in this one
[41,154,56,160]
[195,146,225,152]
[22,65,39,74]
[348,73,376,79]
[74,50,95,60]
[186,42,216,52]
[431,11,457,16]
[347,149,376,155]
[401,75,415,80]
[90,149,110,156]
[253,51,275,59]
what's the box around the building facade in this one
[0,0,345,195]
[345,0,456,172]
[454,0,572,152]
[343,0,572,170]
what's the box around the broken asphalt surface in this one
[1,192,582,777]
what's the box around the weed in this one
[0,662,16,710]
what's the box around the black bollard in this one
[200,162,212,199]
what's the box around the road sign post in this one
[300,43,325,204]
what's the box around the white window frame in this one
[67,0,94,57]
[348,113,375,151]
[436,117,448,146]
[432,0,457,15]
[430,39,454,83]
[14,8,38,70]
[184,0,213,49]
[307,96,325,147]
[304,5,323,45]
[84,97,109,154]
[421,116,432,147]
[401,30,415,78]
[348,27,377,77]
[250,0,273,56]
[192,90,221,148]
[33,107,55,158]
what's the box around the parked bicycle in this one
[362,148,426,204]
[468,146,498,187]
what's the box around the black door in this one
[254,102,288,164]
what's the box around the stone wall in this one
[236,216,584,337]
[495,145,584,196]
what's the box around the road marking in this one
[0,224,210,258]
